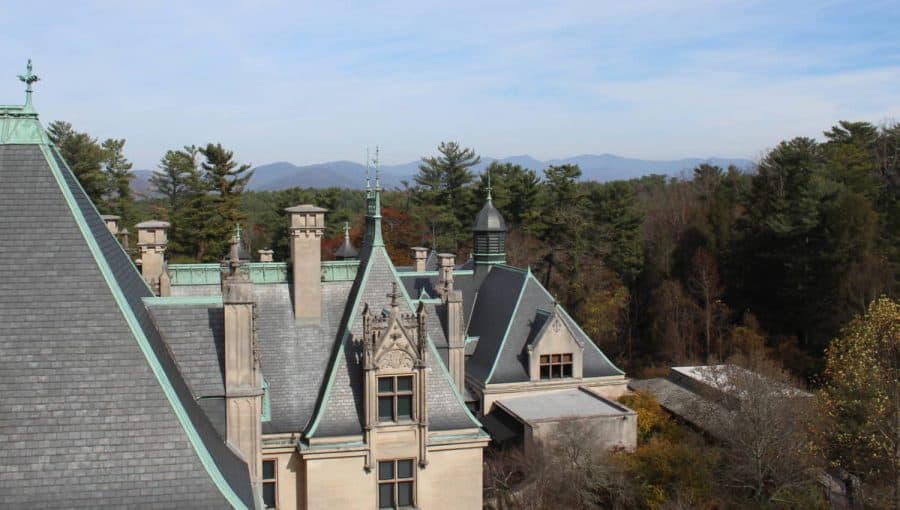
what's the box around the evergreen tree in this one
[100,138,134,224]
[414,141,480,252]
[476,162,541,229]
[196,143,254,260]
[48,121,108,209]
[151,145,198,210]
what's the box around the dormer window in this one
[539,353,573,379]
[377,375,414,422]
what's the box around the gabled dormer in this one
[526,306,585,381]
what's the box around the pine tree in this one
[48,121,108,209]
[196,143,254,260]
[414,141,480,251]
[100,138,134,225]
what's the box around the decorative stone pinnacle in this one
[17,58,39,106]
[235,223,242,242]
[386,282,401,309]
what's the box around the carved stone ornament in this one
[380,350,415,370]
[551,316,563,333]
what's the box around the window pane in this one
[552,364,562,378]
[378,377,393,393]
[262,460,275,480]
[263,482,276,509]
[563,364,572,377]
[397,376,413,392]
[551,354,561,363]
[540,365,550,379]
[378,461,394,481]
[540,355,549,363]
[397,481,414,506]
[378,483,394,508]
[397,395,413,420]
[397,459,414,479]
[379,396,394,421]
[562,353,572,362]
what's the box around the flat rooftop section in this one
[497,388,632,423]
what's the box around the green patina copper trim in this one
[169,261,357,285]
[248,262,288,283]
[397,269,475,277]
[168,264,223,285]
[527,272,625,376]
[41,144,249,509]
[413,298,442,305]
[472,252,507,264]
[261,377,271,422]
[484,270,529,384]
[143,296,224,307]
[465,335,480,345]
[321,260,360,282]
[1,60,48,145]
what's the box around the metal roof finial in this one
[17,58,39,107]
[365,147,371,190]
[486,168,493,202]
[373,145,381,189]
[344,221,350,241]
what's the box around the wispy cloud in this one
[1,0,897,169]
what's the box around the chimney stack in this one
[411,247,428,272]
[101,215,120,235]
[136,220,170,296]
[285,205,327,323]
[222,234,262,488]
[258,249,274,262]
[436,253,455,297]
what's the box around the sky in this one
[1,0,898,170]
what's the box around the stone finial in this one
[258,249,274,263]
[136,220,170,295]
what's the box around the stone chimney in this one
[285,205,327,323]
[222,233,262,488]
[445,288,466,393]
[411,247,428,272]
[258,249,274,262]
[136,220,170,295]
[436,253,455,297]
[101,215,120,235]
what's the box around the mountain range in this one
[130,154,755,195]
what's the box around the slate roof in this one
[308,246,480,438]
[0,144,253,508]
[399,261,625,386]
[472,198,507,232]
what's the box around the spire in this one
[365,147,371,192]
[486,168,493,202]
[364,145,384,247]
[17,59,39,109]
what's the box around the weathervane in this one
[17,58,39,106]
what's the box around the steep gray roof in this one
[308,246,480,438]
[0,145,252,508]
[472,199,507,232]
[465,266,529,383]
[485,271,623,384]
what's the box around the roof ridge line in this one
[41,145,249,509]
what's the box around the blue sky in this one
[1,1,898,170]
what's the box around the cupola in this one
[472,183,507,266]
